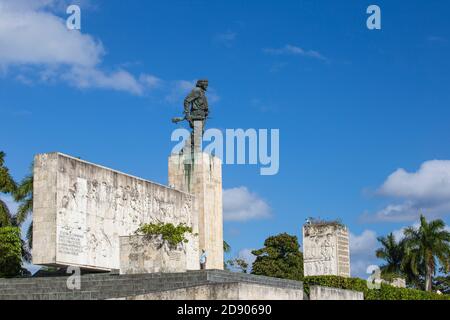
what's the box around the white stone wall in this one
[118,282,304,300]
[309,285,363,300]
[303,224,350,277]
[119,235,187,274]
[33,152,199,271]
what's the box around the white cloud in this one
[350,230,378,255]
[379,160,450,201]
[392,221,450,243]
[349,230,379,278]
[0,4,103,67]
[263,44,328,62]
[62,67,147,95]
[237,248,256,272]
[363,160,450,222]
[139,74,163,89]
[213,31,237,47]
[238,248,256,264]
[223,187,272,222]
[0,0,159,95]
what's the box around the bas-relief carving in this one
[49,155,194,270]
[304,228,337,276]
[121,235,186,274]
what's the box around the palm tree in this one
[403,215,450,292]
[223,240,231,254]
[13,167,33,249]
[375,233,405,275]
[0,151,31,264]
[0,151,17,227]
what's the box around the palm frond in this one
[26,222,33,249]
[0,198,13,227]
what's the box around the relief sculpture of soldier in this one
[172,79,210,149]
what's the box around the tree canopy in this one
[251,233,304,281]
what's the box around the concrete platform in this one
[0,270,304,300]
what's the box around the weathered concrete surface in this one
[33,152,199,271]
[169,152,223,270]
[309,285,363,300]
[303,223,350,277]
[0,270,304,300]
[118,282,304,300]
[119,235,186,274]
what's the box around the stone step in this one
[0,275,215,299]
[0,273,208,289]
[0,270,304,300]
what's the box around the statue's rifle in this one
[171,116,186,124]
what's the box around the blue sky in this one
[1,0,450,277]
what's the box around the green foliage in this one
[251,233,304,281]
[375,215,450,291]
[136,222,195,247]
[307,217,345,228]
[227,258,249,273]
[376,233,405,275]
[13,171,33,225]
[303,275,450,300]
[0,227,23,278]
[0,153,32,268]
[402,215,450,291]
[0,151,17,194]
[223,240,231,253]
[13,164,34,250]
[434,275,450,294]
[0,151,17,228]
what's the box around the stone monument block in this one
[32,152,199,271]
[119,235,187,274]
[168,152,224,270]
[303,221,350,277]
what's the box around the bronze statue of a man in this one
[172,79,209,133]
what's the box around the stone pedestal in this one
[168,151,224,270]
[119,235,187,274]
[303,222,350,277]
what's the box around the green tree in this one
[13,163,33,249]
[0,151,17,227]
[376,233,405,275]
[0,226,23,278]
[403,215,450,292]
[434,275,450,294]
[0,152,31,266]
[251,233,304,281]
[223,240,231,254]
[223,240,231,270]
[227,258,249,273]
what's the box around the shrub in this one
[304,275,450,300]
[0,227,23,278]
[136,222,195,247]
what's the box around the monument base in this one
[0,270,304,300]
[119,235,187,275]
